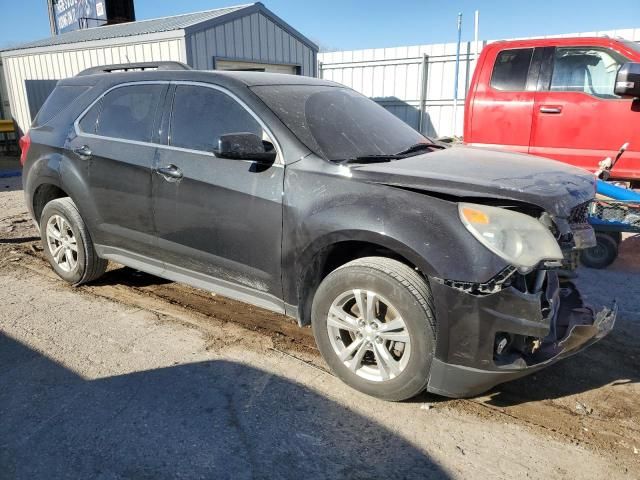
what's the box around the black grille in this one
[568,201,591,225]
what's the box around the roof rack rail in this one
[77,61,192,76]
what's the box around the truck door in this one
[530,46,640,180]
[466,47,541,153]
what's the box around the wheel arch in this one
[32,182,70,225]
[292,230,437,326]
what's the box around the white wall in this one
[0,61,11,120]
[319,27,640,138]
[1,32,186,133]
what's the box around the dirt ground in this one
[1,173,639,479]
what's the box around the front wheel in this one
[311,257,437,401]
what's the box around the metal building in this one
[0,61,10,119]
[1,2,318,134]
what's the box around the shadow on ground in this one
[92,266,173,288]
[0,333,449,479]
[0,177,22,193]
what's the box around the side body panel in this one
[152,146,285,308]
[529,40,640,180]
[467,37,640,180]
[463,44,537,154]
[68,134,159,256]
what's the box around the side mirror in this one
[615,62,640,98]
[215,133,277,163]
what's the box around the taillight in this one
[19,133,31,166]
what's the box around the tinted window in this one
[491,48,534,91]
[170,85,263,152]
[252,85,431,162]
[95,85,164,142]
[78,100,101,134]
[551,47,625,98]
[33,85,89,127]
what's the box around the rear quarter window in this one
[490,48,534,91]
[33,85,90,128]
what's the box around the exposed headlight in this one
[459,203,563,273]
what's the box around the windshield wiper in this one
[396,142,446,156]
[341,155,396,164]
[339,142,445,164]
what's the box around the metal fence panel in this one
[319,28,640,138]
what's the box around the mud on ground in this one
[1,175,639,473]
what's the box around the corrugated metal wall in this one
[319,27,640,138]
[186,11,316,76]
[0,61,10,119]
[1,34,186,133]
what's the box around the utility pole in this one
[47,0,58,36]
[474,10,480,61]
[452,12,462,137]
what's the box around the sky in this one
[1,0,639,51]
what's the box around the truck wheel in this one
[580,233,618,269]
[40,197,108,285]
[311,257,436,401]
[605,231,623,245]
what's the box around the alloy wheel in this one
[45,214,78,273]
[326,289,411,382]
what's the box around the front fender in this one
[282,157,509,308]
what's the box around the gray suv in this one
[21,62,616,401]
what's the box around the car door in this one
[152,83,284,312]
[530,46,639,177]
[71,83,168,260]
[466,47,543,153]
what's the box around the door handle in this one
[156,164,183,180]
[540,106,562,114]
[73,145,92,159]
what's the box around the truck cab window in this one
[490,48,534,91]
[550,48,625,98]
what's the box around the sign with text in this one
[54,0,107,34]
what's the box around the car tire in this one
[311,257,436,401]
[580,232,619,269]
[40,197,108,285]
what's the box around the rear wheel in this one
[311,257,436,401]
[40,197,107,285]
[580,232,619,269]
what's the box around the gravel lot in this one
[1,173,639,479]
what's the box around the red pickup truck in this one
[464,37,640,185]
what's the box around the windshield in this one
[251,85,432,161]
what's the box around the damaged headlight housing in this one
[459,203,563,273]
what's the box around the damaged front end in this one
[426,201,617,398]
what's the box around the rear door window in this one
[169,85,264,153]
[92,84,164,142]
[491,48,534,91]
[33,85,90,127]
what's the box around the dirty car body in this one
[22,67,616,399]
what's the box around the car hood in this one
[351,146,596,217]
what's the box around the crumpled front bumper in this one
[426,273,617,398]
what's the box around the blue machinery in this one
[581,170,640,268]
